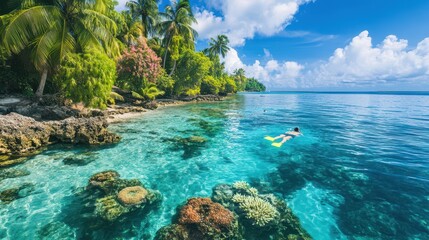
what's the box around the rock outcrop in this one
[0,182,35,203]
[0,113,120,166]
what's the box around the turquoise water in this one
[1,93,429,239]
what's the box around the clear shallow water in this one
[1,93,429,239]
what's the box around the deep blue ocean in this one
[1,93,428,239]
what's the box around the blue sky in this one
[117,0,429,90]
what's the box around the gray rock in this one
[0,113,120,166]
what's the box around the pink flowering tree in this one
[116,37,162,95]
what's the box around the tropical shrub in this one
[116,37,162,92]
[141,84,165,100]
[201,76,221,95]
[55,50,116,109]
[219,75,237,95]
[173,50,212,96]
[156,70,175,97]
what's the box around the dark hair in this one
[294,127,300,132]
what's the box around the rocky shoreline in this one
[0,94,225,167]
[0,113,120,167]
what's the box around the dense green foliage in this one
[55,50,116,109]
[173,50,211,96]
[245,78,266,92]
[158,0,197,75]
[126,0,158,38]
[203,35,230,58]
[0,0,120,96]
[0,0,266,106]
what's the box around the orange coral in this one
[178,198,234,232]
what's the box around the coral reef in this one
[231,194,278,227]
[156,182,311,240]
[155,224,189,240]
[155,197,242,240]
[0,183,35,203]
[84,170,161,222]
[212,181,312,240]
[94,196,128,222]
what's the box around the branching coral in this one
[232,181,259,196]
[232,181,250,190]
[232,194,278,227]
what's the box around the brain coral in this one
[117,186,148,205]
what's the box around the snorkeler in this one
[265,127,302,147]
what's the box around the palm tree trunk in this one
[36,68,48,97]
[169,60,177,76]
[163,36,172,69]
[142,15,147,38]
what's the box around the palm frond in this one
[1,6,59,55]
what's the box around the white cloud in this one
[223,48,304,88]
[305,31,429,88]
[223,31,429,89]
[194,0,313,46]
[115,0,128,11]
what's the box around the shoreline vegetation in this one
[0,0,313,239]
[0,0,266,164]
[0,92,227,165]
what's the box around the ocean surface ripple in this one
[1,93,428,239]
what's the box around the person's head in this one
[294,127,300,132]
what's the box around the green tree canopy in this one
[126,0,159,38]
[55,50,116,109]
[173,50,212,96]
[203,34,230,59]
[158,0,197,75]
[0,0,120,96]
[245,77,266,92]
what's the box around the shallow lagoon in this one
[1,93,429,239]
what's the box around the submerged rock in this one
[0,113,120,165]
[0,168,30,182]
[155,197,242,240]
[166,136,207,159]
[0,183,35,204]
[37,221,76,240]
[63,152,98,166]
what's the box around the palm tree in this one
[158,0,197,75]
[233,68,247,91]
[0,0,119,96]
[121,12,145,46]
[203,34,230,58]
[126,0,158,38]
